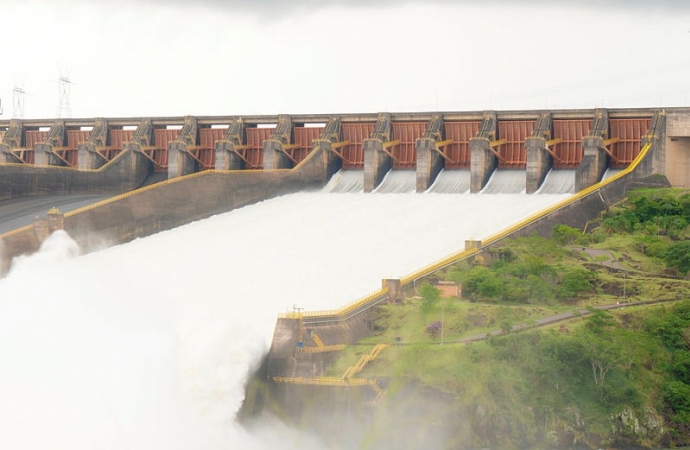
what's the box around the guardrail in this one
[284,139,654,323]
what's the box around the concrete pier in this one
[416,114,445,192]
[34,121,65,166]
[525,113,553,194]
[263,115,294,170]
[168,116,198,179]
[78,118,110,170]
[470,112,498,193]
[215,119,246,170]
[363,113,393,192]
[576,109,609,191]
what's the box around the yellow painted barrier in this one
[288,139,654,321]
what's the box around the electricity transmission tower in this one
[13,87,25,119]
[56,76,72,118]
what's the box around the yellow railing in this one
[285,139,654,322]
[0,224,35,240]
[273,343,388,388]
[342,344,388,379]
[0,166,292,241]
[272,376,371,386]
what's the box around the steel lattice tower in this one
[56,77,72,118]
[13,87,25,119]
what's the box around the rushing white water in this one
[537,169,577,194]
[426,169,471,194]
[480,169,527,194]
[323,169,364,193]
[0,189,571,449]
[374,170,416,193]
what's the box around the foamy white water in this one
[480,169,527,194]
[537,169,577,194]
[0,190,570,449]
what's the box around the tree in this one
[557,268,596,299]
[419,284,441,312]
[551,224,581,245]
[663,241,690,276]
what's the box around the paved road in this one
[0,194,110,234]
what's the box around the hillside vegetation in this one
[319,188,690,449]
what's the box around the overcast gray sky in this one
[2,0,689,119]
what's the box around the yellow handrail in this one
[287,139,653,321]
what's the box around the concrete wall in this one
[470,138,496,193]
[0,142,333,274]
[0,147,150,201]
[263,127,670,381]
[363,139,392,193]
[665,138,690,188]
[525,137,552,194]
[416,138,444,192]
[664,112,690,188]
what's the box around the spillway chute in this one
[536,169,576,194]
[479,169,526,194]
[322,169,364,193]
[373,170,416,194]
[602,168,623,180]
[426,169,471,194]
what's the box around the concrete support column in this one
[0,144,19,163]
[78,143,104,170]
[263,139,292,170]
[363,139,391,192]
[525,136,552,193]
[416,138,444,192]
[314,139,343,178]
[125,142,154,175]
[575,136,607,191]
[214,141,245,170]
[33,143,61,166]
[383,279,402,303]
[168,141,196,178]
[465,240,482,251]
[637,111,666,178]
[470,138,497,193]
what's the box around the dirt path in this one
[443,298,683,344]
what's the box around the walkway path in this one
[442,298,682,345]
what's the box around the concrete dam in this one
[0,106,689,448]
[1,107,688,272]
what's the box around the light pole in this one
[441,304,444,345]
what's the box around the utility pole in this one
[441,304,444,345]
[293,304,305,350]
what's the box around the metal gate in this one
[608,118,651,168]
[391,122,426,169]
[152,128,180,171]
[497,120,534,168]
[443,121,481,169]
[341,122,375,169]
[293,126,323,164]
[552,119,592,168]
[245,127,274,169]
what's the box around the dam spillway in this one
[0,188,571,449]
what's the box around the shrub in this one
[551,224,581,245]
[425,321,442,339]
